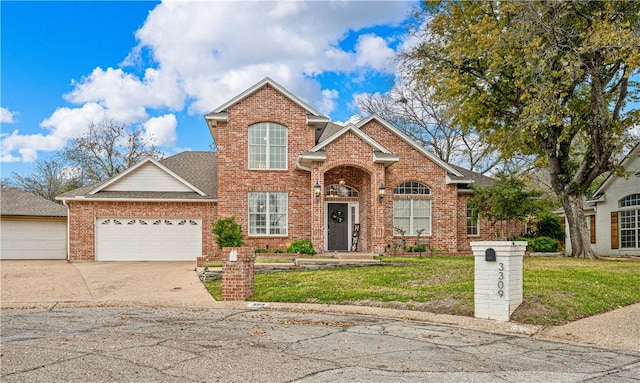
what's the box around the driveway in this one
[0,260,215,308]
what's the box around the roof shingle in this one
[1,188,67,217]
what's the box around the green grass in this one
[203,256,640,325]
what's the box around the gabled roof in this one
[296,121,400,170]
[591,143,640,197]
[357,115,465,178]
[205,77,329,122]
[309,122,392,154]
[1,187,67,217]
[57,152,218,201]
[89,157,206,196]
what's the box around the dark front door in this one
[328,203,349,251]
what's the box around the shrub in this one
[254,248,269,254]
[536,213,565,240]
[532,236,560,252]
[407,246,427,253]
[286,239,315,254]
[212,216,243,249]
[273,249,285,253]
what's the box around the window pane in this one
[393,199,411,233]
[269,146,286,169]
[620,209,638,248]
[249,192,287,236]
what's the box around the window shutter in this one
[611,212,619,249]
[590,215,596,244]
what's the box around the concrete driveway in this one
[0,260,215,308]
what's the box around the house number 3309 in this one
[497,262,505,297]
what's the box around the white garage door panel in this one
[96,218,201,261]
[0,220,67,259]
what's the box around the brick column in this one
[471,241,526,321]
[372,167,387,253]
[222,247,255,301]
[311,166,324,252]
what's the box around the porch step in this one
[332,252,377,260]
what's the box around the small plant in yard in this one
[286,239,315,254]
[212,216,243,248]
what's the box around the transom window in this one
[248,122,287,169]
[325,184,359,198]
[248,192,288,236]
[619,194,640,208]
[393,181,431,195]
[619,194,640,249]
[393,181,431,235]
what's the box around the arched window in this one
[325,184,359,198]
[248,122,287,169]
[619,194,640,249]
[393,182,431,236]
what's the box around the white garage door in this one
[96,218,202,261]
[0,219,67,260]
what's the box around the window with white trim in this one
[466,201,479,236]
[248,122,287,169]
[393,182,431,235]
[248,192,288,236]
[619,194,640,249]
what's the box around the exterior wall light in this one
[314,181,322,202]
[378,183,386,203]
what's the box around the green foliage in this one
[254,248,269,254]
[404,1,640,257]
[532,236,560,253]
[274,249,285,253]
[535,213,565,241]
[469,173,549,238]
[406,246,427,253]
[211,216,243,249]
[286,239,315,255]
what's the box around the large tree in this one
[356,75,503,174]
[403,1,640,258]
[9,158,82,202]
[62,120,163,184]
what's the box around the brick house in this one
[58,78,501,261]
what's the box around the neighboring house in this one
[1,187,67,259]
[571,144,640,257]
[58,78,505,262]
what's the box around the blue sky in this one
[1,1,417,178]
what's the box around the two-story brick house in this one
[59,78,499,261]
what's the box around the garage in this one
[0,219,67,260]
[1,188,68,260]
[95,217,202,261]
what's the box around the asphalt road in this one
[2,306,639,383]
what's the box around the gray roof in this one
[58,151,217,200]
[317,122,344,143]
[449,164,494,187]
[1,188,67,217]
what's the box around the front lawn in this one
[203,256,640,325]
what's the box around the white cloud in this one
[1,107,17,124]
[355,34,396,72]
[142,114,177,147]
[2,1,413,163]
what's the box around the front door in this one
[327,203,349,251]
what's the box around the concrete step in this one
[332,252,376,260]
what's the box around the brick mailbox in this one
[471,241,527,322]
[222,247,255,301]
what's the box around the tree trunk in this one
[562,195,598,259]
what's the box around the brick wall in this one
[359,119,462,253]
[67,200,217,261]
[215,84,315,251]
